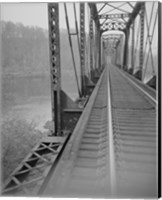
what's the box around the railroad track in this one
[42,70,111,198]
[42,61,157,198]
[2,61,157,197]
[110,64,157,197]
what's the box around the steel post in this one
[123,28,130,70]
[95,22,98,71]
[48,3,61,136]
[90,13,94,80]
[98,30,102,71]
[131,22,135,73]
[97,23,101,71]
[139,3,145,80]
[80,3,86,96]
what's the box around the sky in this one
[0,2,158,52]
[1,3,49,29]
[1,2,158,32]
[0,3,83,30]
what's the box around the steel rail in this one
[109,63,157,196]
[42,61,157,197]
[107,63,117,195]
[116,65,157,105]
[42,69,111,197]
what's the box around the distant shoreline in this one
[2,72,50,79]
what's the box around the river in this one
[1,60,156,132]
[1,74,79,131]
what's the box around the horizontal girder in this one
[101,22,126,32]
[99,13,131,19]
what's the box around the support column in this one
[139,3,145,80]
[123,28,130,71]
[48,3,61,136]
[96,23,101,72]
[94,22,99,71]
[89,13,94,80]
[131,22,135,74]
[80,3,86,96]
[99,31,101,70]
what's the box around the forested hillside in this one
[1,21,80,78]
[1,21,50,76]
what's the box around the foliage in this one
[1,21,80,77]
[1,21,49,76]
[1,117,43,182]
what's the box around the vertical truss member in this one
[48,3,62,136]
[131,21,135,73]
[143,2,157,82]
[123,28,130,70]
[89,12,94,80]
[64,3,82,98]
[80,3,86,96]
[95,20,100,72]
[139,3,145,80]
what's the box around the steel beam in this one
[139,3,145,80]
[95,22,99,70]
[89,12,94,80]
[64,3,81,97]
[126,2,144,29]
[99,31,101,70]
[123,28,130,70]
[96,23,101,71]
[100,2,127,16]
[99,13,130,19]
[89,3,99,22]
[131,22,135,73]
[101,22,126,33]
[98,3,108,14]
[106,3,130,14]
[48,3,61,136]
[80,3,86,96]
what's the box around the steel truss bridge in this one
[2,1,160,198]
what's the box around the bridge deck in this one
[42,62,157,198]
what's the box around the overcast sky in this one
[1,3,48,29]
[0,2,158,51]
[1,3,83,30]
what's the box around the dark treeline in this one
[1,21,49,76]
[1,21,81,78]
